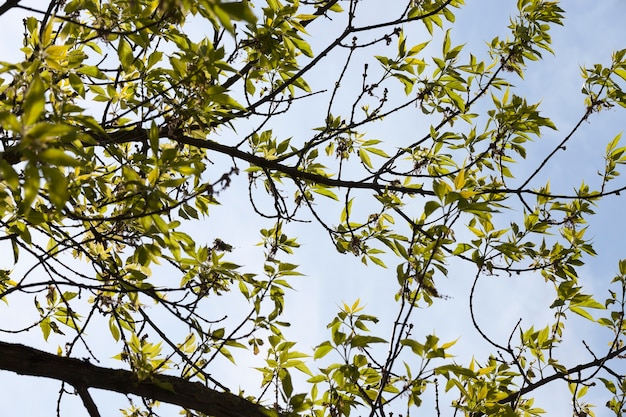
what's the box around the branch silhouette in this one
[0,340,272,417]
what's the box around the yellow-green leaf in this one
[39,149,80,167]
[23,75,45,126]
[118,38,134,70]
[313,187,338,201]
[454,169,466,190]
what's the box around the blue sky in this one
[1,1,626,416]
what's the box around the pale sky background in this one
[1,1,626,416]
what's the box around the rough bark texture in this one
[0,340,272,417]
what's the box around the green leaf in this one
[350,335,386,348]
[408,41,429,56]
[312,186,339,201]
[367,255,387,268]
[359,148,372,168]
[364,147,389,158]
[23,75,45,126]
[109,316,120,342]
[118,38,134,70]
[307,375,326,383]
[0,160,19,190]
[21,163,40,213]
[400,339,424,356]
[219,346,236,364]
[408,6,420,19]
[219,1,257,24]
[68,73,85,97]
[291,36,314,58]
[78,66,107,79]
[38,149,80,167]
[42,166,69,209]
[314,342,333,359]
[615,67,626,83]
[281,370,293,398]
[569,306,594,321]
[435,364,476,378]
[40,317,52,341]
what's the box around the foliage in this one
[0,0,625,416]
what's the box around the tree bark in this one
[0,340,272,417]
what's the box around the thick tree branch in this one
[1,126,432,195]
[76,385,102,417]
[499,344,626,405]
[93,127,434,196]
[0,340,273,417]
[0,0,20,17]
[174,133,433,195]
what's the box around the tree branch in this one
[76,385,102,417]
[0,0,20,17]
[95,127,434,196]
[499,344,626,405]
[0,340,273,417]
